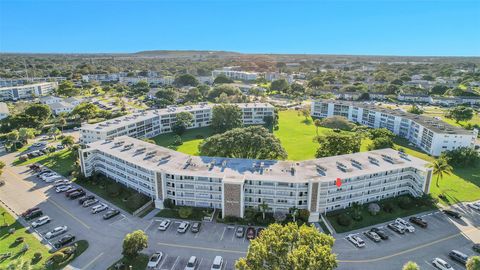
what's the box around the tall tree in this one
[24,104,51,122]
[18,128,35,144]
[48,126,62,140]
[6,130,19,151]
[122,230,148,259]
[132,80,150,95]
[71,103,99,121]
[258,201,269,220]
[213,74,234,84]
[315,133,361,158]
[208,85,241,100]
[173,74,199,87]
[57,80,81,97]
[270,79,289,93]
[368,136,394,150]
[446,106,474,123]
[314,119,322,136]
[402,261,420,270]
[172,112,193,135]
[154,87,177,108]
[428,158,453,187]
[467,256,480,270]
[211,104,243,133]
[61,135,75,148]
[236,223,337,270]
[199,126,288,160]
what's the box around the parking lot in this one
[335,205,480,270]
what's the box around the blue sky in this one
[0,0,479,56]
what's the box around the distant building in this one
[212,67,259,81]
[397,94,432,103]
[39,96,63,105]
[0,102,10,120]
[49,102,76,115]
[119,76,172,85]
[311,99,478,156]
[81,73,123,83]
[0,82,57,101]
[265,72,294,83]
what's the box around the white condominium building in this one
[212,67,259,81]
[0,82,58,101]
[311,100,478,156]
[80,103,274,144]
[80,136,432,222]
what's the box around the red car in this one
[246,227,256,240]
[21,207,40,217]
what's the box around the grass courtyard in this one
[151,109,480,205]
[13,149,77,177]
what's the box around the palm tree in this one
[258,201,269,220]
[57,114,67,132]
[18,128,35,145]
[289,206,299,222]
[314,119,322,136]
[428,158,453,187]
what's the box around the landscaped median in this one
[0,205,88,269]
[13,148,77,177]
[107,254,149,270]
[326,195,438,233]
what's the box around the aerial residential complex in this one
[311,100,478,156]
[211,67,259,81]
[79,103,274,144]
[80,136,432,221]
[0,82,58,101]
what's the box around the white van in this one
[211,256,224,270]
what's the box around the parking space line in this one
[199,258,204,268]
[220,227,226,241]
[171,256,180,270]
[109,215,126,225]
[49,199,91,229]
[158,255,168,270]
[144,219,155,231]
[83,252,104,270]
[156,242,246,255]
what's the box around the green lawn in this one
[152,127,213,155]
[14,149,77,177]
[0,205,50,269]
[107,254,149,270]
[155,206,211,221]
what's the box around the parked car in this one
[44,175,62,183]
[54,180,70,187]
[177,221,190,233]
[246,227,256,240]
[56,144,65,150]
[449,250,468,265]
[39,172,56,179]
[432,258,454,270]
[45,226,68,239]
[409,216,428,228]
[395,218,415,233]
[388,223,405,234]
[32,216,51,228]
[79,195,95,204]
[69,190,86,200]
[21,207,40,217]
[147,252,164,268]
[91,203,108,214]
[471,243,480,253]
[235,226,245,238]
[346,234,365,248]
[103,209,120,220]
[83,199,99,207]
[55,185,72,193]
[191,222,201,233]
[443,209,462,219]
[467,202,480,211]
[363,231,381,242]
[158,219,172,231]
[210,256,224,270]
[25,209,43,220]
[370,228,389,240]
[65,188,83,197]
[54,234,75,248]
[256,227,265,238]
[185,256,198,270]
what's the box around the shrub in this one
[33,252,42,260]
[297,209,310,222]
[273,211,287,222]
[319,116,356,131]
[178,207,193,219]
[50,252,66,264]
[336,213,352,227]
[382,202,395,213]
[351,211,363,221]
[107,183,122,197]
[398,196,413,210]
[163,198,174,209]
[172,135,183,146]
[223,215,244,223]
[368,203,380,216]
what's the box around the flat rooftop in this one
[86,136,430,184]
[81,103,274,133]
[315,99,473,135]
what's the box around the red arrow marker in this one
[336,178,342,187]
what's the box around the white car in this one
[346,234,365,248]
[467,202,480,211]
[177,221,190,233]
[147,252,164,268]
[91,203,108,214]
[55,185,72,193]
[184,256,198,270]
[45,226,68,239]
[158,219,171,231]
[40,173,57,179]
[432,257,455,270]
[54,181,70,187]
[211,256,224,270]
[44,176,63,183]
[395,218,415,233]
[32,216,51,228]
